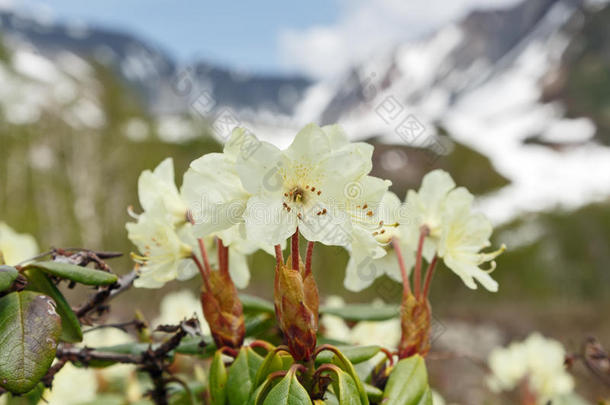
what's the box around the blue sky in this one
[8,0,521,79]
[14,0,340,75]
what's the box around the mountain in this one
[295,0,610,225]
[0,10,312,119]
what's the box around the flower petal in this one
[243,194,296,246]
[235,138,282,195]
[182,153,249,236]
[228,248,250,289]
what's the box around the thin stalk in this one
[197,238,211,275]
[291,228,300,270]
[305,241,314,276]
[413,228,428,299]
[392,238,412,297]
[217,238,229,276]
[191,253,211,292]
[422,255,438,299]
[274,245,284,269]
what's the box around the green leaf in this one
[330,369,362,405]
[169,381,206,405]
[24,269,83,343]
[262,370,312,405]
[315,346,380,366]
[255,349,294,388]
[174,335,209,356]
[0,291,62,394]
[226,347,264,405]
[320,305,398,322]
[239,294,274,314]
[316,347,368,405]
[383,356,432,405]
[209,350,228,405]
[363,384,383,403]
[0,265,19,292]
[25,261,118,286]
[4,383,45,405]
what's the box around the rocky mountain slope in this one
[295,0,610,224]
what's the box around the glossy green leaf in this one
[210,350,228,405]
[169,381,206,405]
[25,261,117,286]
[363,384,383,403]
[320,305,398,322]
[174,335,209,356]
[239,294,274,314]
[255,349,294,388]
[315,346,380,366]
[330,369,361,405]
[262,370,312,405]
[24,269,83,343]
[0,291,61,394]
[226,347,264,405]
[383,356,432,405]
[4,383,45,405]
[0,265,19,292]
[317,347,368,405]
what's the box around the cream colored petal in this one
[228,247,250,289]
[418,169,456,209]
[182,153,249,236]
[243,194,296,246]
[283,123,331,164]
[0,222,38,265]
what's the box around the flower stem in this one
[422,255,438,298]
[413,227,428,299]
[191,253,211,291]
[274,244,284,269]
[392,238,412,297]
[217,238,229,275]
[197,238,211,275]
[291,228,300,270]
[305,241,314,276]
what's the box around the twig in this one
[75,270,137,319]
[55,318,200,405]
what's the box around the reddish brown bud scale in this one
[397,292,431,359]
[200,270,245,349]
[274,255,319,361]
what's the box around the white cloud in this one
[278,0,522,79]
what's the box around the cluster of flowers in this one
[124,123,506,362]
[126,123,504,295]
[487,333,576,404]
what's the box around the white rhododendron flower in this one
[403,170,456,261]
[437,187,504,291]
[401,169,504,292]
[344,191,408,291]
[181,129,252,236]
[127,204,196,288]
[154,290,210,335]
[0,222,38,265]
[234,123,390,246]
[137,157,187,225]
[487,333,574,404]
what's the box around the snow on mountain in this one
[294,0,610,224]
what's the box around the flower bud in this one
[274,255,319,361]
[201,270,245,349]
[397,292,431,359]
